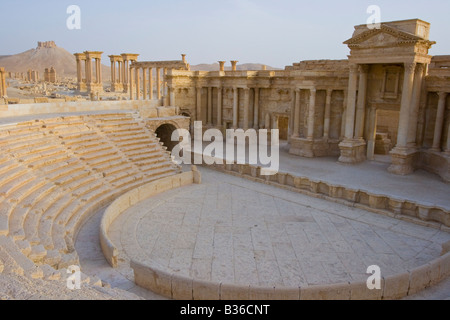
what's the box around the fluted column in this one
[196,86,202,121]
[135,67,140,100]
[253,87,260,129]
[110,60,115,84]
[218,61,226,72]
[169,85,175,106]
[446,123,450,154]
[307,88,317,140]
[431,92,448,151]
[123,59,128,88]
[293,89,301,138]
[129,66,134,100]
[76,57,82,85]
[323,89,333,139]
[98,58,102,84]
[233,87,239,128]
[149,68,154,100]
[207,87,213,125]
[354,65,369,139]
[395,62,417,149]
[217,87,223,127]
[243,88,250,130]
[407,64,426,147]
[86,58,92,84]
[231,61,238,71]
[142,68,147,100]
[343,65,358,140]
[157,68,162,100]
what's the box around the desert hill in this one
[0,41,110,79]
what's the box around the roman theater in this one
[0,19,449,300]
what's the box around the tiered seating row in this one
[0,112,180,276]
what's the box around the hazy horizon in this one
[0,0,449,68]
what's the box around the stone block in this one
[131,260,173,299]
[408,264,432,295]
[171,275,193,300]
[192,279,220,300]
[300,283,351,300]
[382,273,410,300]
[349,280,383,300]
[220,283,250,300]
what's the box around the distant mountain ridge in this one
[0,41,110,79]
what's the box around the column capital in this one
[415,63,425,74]
[358,65,370,73]
[326,88,333,96]
[310,87,317,94]
[438,91,448,100]
[404,62,417,74]
[348,64,359,73]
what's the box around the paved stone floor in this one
[74,167,450,299]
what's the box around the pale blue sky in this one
[0,0,449,68]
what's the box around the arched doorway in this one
[155,123,178,152]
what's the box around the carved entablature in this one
[344,20,436,65]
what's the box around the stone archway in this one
[155,123,178,152]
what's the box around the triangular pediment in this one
[344,25,424,48]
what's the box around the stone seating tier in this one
[0,112,181,297]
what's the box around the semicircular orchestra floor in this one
[107,167,450,292]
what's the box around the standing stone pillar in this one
[323,89,333,139]
[388,62,417,175]
[149,68,154,100]
[243,88,250,130]
[163,68,168,97]
[129,66,134,100]
[253,87,260,129]
[142,68,147,100]
[431,92,448,151]
[339,64,366,164]
[117,61,122,84]
[157,68,162,100]
[123,59,128,90]
[407,64,426,146]
[231,61,238,72]
[293,89,301,138]
[135,67,140,100]
[343,64,358,140]
[366,106,378,160]
[86,58,92,85]
[196,87,202,121]
[354,65,369,139]
[110,59,115,84]
[217,87,223,127]
[395,62,417,149]
[446,122,450,154]
[307,88,317,140]
[207,87,213,125]
[233,87,239,128]
[169,85,175,106]
[76,56,83,86]
[98,58,102,84]
[218,61,226,72]
[340,89,348,140]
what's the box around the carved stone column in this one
[431,92,448,151]
[389,62,418,175]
